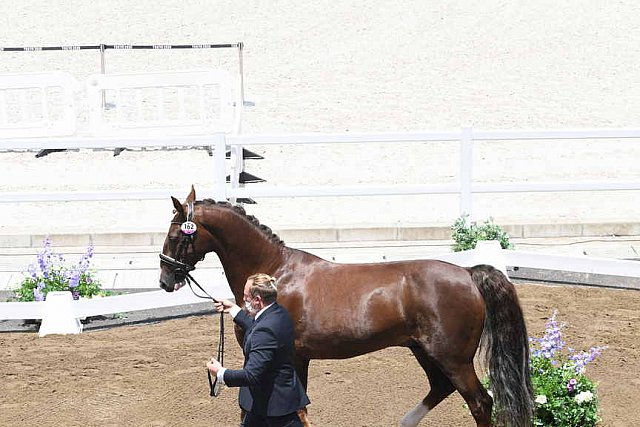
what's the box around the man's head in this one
[243,273,278,315]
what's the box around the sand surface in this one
[1,1,639,235]
[2,283,639,426]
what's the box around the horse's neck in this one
[204,209,287,301]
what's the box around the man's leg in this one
[266,412,303,427]
[241,411,269,427]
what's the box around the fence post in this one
[472,240,508,276]
[228,144,243,204]
[212,133,227,201]
[460,127,473,217]
[38,291,83,337]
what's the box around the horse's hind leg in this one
[400,346,456,427]
[294,356,312,427]
[441,362,492,427]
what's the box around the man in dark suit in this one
[207,273,310,427]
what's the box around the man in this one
[207,273,310,427]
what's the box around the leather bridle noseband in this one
[159,201,224,397]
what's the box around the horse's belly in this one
[296,319,410,359]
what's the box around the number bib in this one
[180,221,197,235]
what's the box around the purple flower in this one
[77,243,94,274]
[531,311,565,362]
[36,238,54,279]
[569,346,607,374]
[67,268,81,289]
[567,378,578,393]
[19,238,100,302]
[27,263,38,279]
[33,287,45,301]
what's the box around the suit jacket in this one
[223,302,310,417]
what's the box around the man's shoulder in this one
[260,303,292,326]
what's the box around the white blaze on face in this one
[400,401,429,427]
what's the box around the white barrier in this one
[1,269,234,336]
[87,69,238,136]
[0,71,78,138]
[2,125,639,219]
[0,68,240,140]
[222,129,640,217]
[1,244,638,336]
[38,291,83,337]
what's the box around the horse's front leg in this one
[295,356,312,427]
[297,407,311,427]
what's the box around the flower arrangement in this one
[483,311,605,426]
[14,238,104,302]
[450,214,514,252]
[528,311,605,426]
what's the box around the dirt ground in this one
[1,283,639,427]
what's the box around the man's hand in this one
[213,299,236,313]
[207,357,223,374]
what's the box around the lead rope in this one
[170,202,223,396]
[181,271,225,397]
[210,310,224,397]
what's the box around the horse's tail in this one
[469,264,534,427]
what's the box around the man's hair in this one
[247,273,278,304]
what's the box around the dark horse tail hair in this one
[468,264,534,427]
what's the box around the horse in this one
[159,187,534,427]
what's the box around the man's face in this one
[243,280,261,315]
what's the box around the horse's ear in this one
[172,196,186,220]
[186,185,196,203]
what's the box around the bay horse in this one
[159,188,534,427]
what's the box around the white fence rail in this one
[222,129,640,217]
[2,126,640,217]
[1,242,638,336]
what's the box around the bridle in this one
[159,201,224,397]
[159,202,202,284]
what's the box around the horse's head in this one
[159,186,212,292]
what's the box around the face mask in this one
[244,300,253,312]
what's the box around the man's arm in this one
[232,308,255,331]
[213,298,254,330]
[223,326,278,387]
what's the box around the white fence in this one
[2,69,640,216]
[2,125,640,217]
[1,241,638,336]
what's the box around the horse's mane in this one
[199,199,285,246]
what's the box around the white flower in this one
[575,391,594,404]
[487,390,494,398]
[535,395,548,405]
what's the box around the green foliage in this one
[531,356,600,426]
[482,312,604,426]
[450,214,514,252]
[14,238,104,302]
